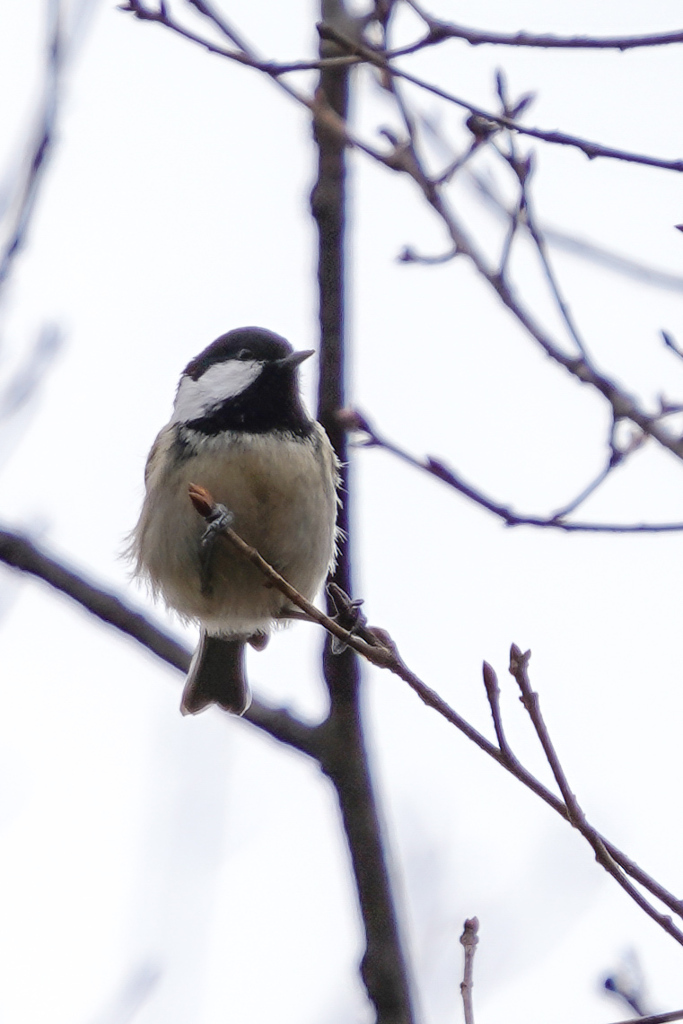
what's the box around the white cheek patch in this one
[172,360,262,422]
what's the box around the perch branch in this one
[3,523,683,942]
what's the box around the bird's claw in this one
[199,502,234,595]
[327,582,367,654]
[201,502,235,547]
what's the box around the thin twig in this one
[0,526,324,756]
[0,527,190,670]
[120,0,318,108]
[121,6,683,177]
[389,153,683,450]
[547,452,618,521]
[548,417,643,521]
[344,409,683,532]
[482,662,512,757]
[0,1,63,293]
[662,330,683,361]
[504,137,589,359]
[402,2,683,52]
[508,645,682,939]
[509,646,585,823]
[121,4,683,467]
[470,172,683,294]
[183,493,683,943]
[319,23,683,175]
[497,192,524,279]
[459,917,479,1024]
[187,484,395,667]
[306,35,683,468]
[3,523,683,936]
[606,1013,683,1024]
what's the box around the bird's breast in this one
[134,424,338,633]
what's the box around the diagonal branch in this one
[161,496,683,944]
[3,524,683,944]
[508,645,669,925]
[607,1011,683,1024]
[318,23,683,175]
[120,4,683,425]
[469,171,683,294]
[0,2,64,293]
[344,409,683,533]
[0,526,321,757]
[402,1,683,52]
[121,5,683,177]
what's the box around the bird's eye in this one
[236,348,253,361]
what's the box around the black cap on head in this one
[179,326,315,437]
[184,327,293,381]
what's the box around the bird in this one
[129,326,339,716]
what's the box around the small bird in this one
[130,327,339,715]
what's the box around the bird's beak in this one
[276,349,315,369]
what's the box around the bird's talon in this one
[327,583,367,654]
[201,503,234,547]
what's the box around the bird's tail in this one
[180,632,251,716]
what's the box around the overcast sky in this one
[2,2,683,1023]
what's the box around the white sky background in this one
[1,1,683,1022]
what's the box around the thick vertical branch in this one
[310,5,416,1022]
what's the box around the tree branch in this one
[459,917,479,1024]
[403,2,683,52]
[468,171,683,294]
[319,24,683,174]
[607,1014,683,1024]
[3,525,683,945]
[311,21,416,1013]
[0,527,190,670]
[0,1,63,293]
[344,409,683,533]
[508,645,681,937]
[0,526,323,757]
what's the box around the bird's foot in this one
[327,582,367,654]
[199,502,234,595]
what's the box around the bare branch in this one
[403,2,683,52]
[0,325,63,423]
[187,483,397,667]
[607,1014,683,1024]
[119,0,322,109]
[508,646,584,823]
[508,645,682,943]
[319,23,683,174]
[662,330,683,361]
[120,8,683,177]
[0,526,322,757]
[469,171,683,294]
[0,3,63,293]
[509,145,589,358]
[547,450,620,521]
[603,953,650,1019]
[395,646,683,941]
[377,171,683,463]
[0,527,190,670]
[311,17,416,1018]
[459,917,479,1024]
[344,409,683,533]
[482,662,512,758]
[3,523,683,943]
